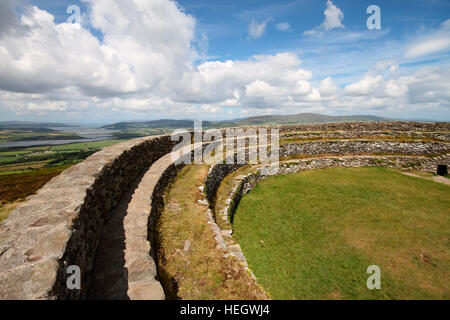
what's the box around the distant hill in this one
[102,113,391,130]
[0,121,73,131]
[231,113,389,126]
[102,119,196,130]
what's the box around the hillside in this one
[103,113,390,131]
[232,113,389,126]
[0,121,73,131]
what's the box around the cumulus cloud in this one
[345,75,384,96]
[0,0,448,121]
[0,0,195,96]
[304,0,344,36]
[319,77,338,97]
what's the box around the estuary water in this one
[0,127,117,148]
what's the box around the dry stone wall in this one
[204,163,244,211]
[277,121,450,133]
[280,140,449,158]
[0,136,177,300]
[281,131,450,142]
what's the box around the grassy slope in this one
[0,129,84,143]
[0,139,127,222]
[0,166,69,223]
[0,166,70,203]
[157,165,267,300]
[233,167,450,300]
[0,139,127,174]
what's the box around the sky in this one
[0,0,449,125]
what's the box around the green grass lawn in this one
[233,167,450,300]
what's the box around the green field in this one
[0,139,128,222]
[0,139,127,174]
[0,129,84,143]
[233,167,450,300]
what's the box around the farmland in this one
[0,128,84,143]
[0,139,127,222]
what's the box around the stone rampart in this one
[0,136,177,299]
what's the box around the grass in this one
[0,139,128,222]
[156,164,267,300]
[233,167,450,300]
[0,139,127,173]
[0,166,70,203]
[0,166,70,223]
[0,129,83,143]
[113,128,171,139]
[0,201,20,223]
[48,139,127,151]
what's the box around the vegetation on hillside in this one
[103,113,390,133]
[0,139,127,222]
[0,129,85,143]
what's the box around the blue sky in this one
[0,0,449,124]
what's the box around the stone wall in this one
[281,131,450,142]
[277,121,450,133]
[204,163,244,211]
[147,143,207,299]
[0,136,177,300]
[280,140,449,158]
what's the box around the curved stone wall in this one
[280,140,449,158]
[0,136,177,300]
[277,121,450,133]
[281,131,450,142]
[204,163,244,211]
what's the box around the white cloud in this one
[304,0,344,36]
[248,19,271,39]
[405,19,450,58]
[0,0,448,122]
[406,38,450,58]
[276,22,291,32]
[344,75,384,96]
[322,0,345,30]
[0,0,196,97]
[201,105,221,114]
[319,77,338,97]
